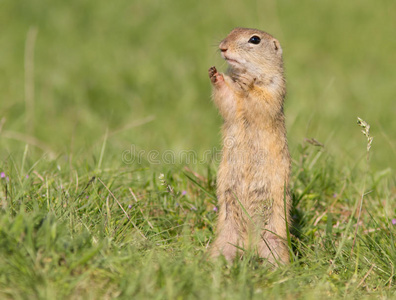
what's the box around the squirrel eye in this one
[248,36,261,44]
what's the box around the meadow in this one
[0,0,395,298]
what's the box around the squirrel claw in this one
[209,66,224,84]
[232,74,256,91]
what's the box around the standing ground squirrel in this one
[208,28,291,264]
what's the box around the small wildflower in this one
[26,174,29,179]
[392,219,396,225]
[332,193,337,198]
[0,172,5,178]
[181,190,187,196]
[213,206,218,212]
[175,202,179,207]
[85,196,89,199]
[158,173,166,186]
[128,204,132,209]
[6,177,9,182]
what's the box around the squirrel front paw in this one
[209,66,224,85]
[232,73,256,92]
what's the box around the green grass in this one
[1,0,396,298]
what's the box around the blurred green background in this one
[1,0,395,172]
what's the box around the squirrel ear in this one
[272,39,282,54]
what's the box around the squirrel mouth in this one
[222,54,239,65]
[226,58,239,65]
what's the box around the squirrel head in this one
[219,28,284,81]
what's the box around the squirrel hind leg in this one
[209,221,243,262]
[210,241,238,262]
[257,232,289,265]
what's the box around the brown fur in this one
[208,28,291,265]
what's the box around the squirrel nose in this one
[219,42,228,53]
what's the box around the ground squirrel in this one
[208,28,291,264]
